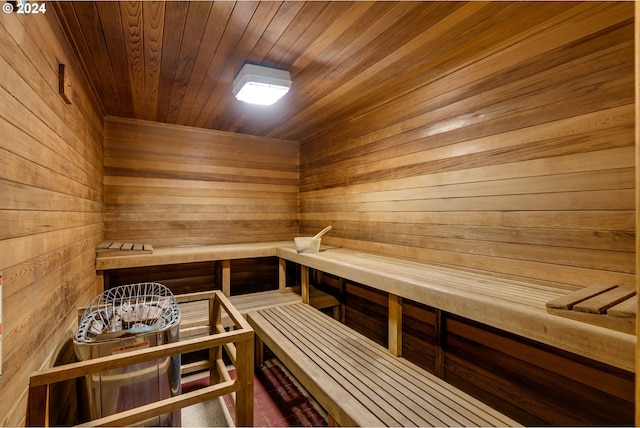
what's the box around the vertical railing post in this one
[209,294,222,384]
[235,333,254,426]
[27,384,49,427]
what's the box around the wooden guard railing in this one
[27,290,254,427]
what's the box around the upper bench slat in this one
[276,246,635,372]
[96,241,291,270]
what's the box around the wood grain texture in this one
[104,117,298,247]
[635,4,640,426]
[546,285,618,310]
[445,316,634,426]
[308,268,633,426]
[248,303,521,427]
[277,246,635,372]
[0,10,104,427]
[299,2,635,291]
[573,287,636,314]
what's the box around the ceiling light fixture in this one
[232,63,291,106]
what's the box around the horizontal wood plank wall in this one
[299,2,635,289]
[635,3,640,425]
[103,117,298,247]
[445,315,634,426]
[106,257,279,297]
[0,10,104,427]
[106,261,219,295]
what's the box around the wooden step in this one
[178,287,339,339]
[546,285,636,334]
[96,241,153,255]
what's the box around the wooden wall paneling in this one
[52,2,116,112]
[296,3,631,152]
[195,1,284,129]
[159,1,208,123]
[106,261,220,296]
[141,1,164,122]
[275,2,462,126]
[0,8,104,426]
[0,34,103,172]
[184,1,259,126]
[325,238,634,290]
[230,257,279,296]
[313,270,342,300]
[105,257,278,299]
[63,2,121,111]
[343,282,388,348]
[103,117,299,247]
[173,1,234,125]
[635,1,639,425]
[93,1,135,117]
[299,3,634,291]
[401,300,437,375]
[119,1,145,119]
[444,316,634,426]
[300,105,633,192]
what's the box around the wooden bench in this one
[276,245,636,372]
[248,303,521,427]
[95,241,635,371]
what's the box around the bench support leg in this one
[235,337,254,427]
[210,297,222,384]
[301,266,310,304]
[279,258,287,292]
[222,260,231,296]
[389,294,402,357]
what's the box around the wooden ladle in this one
[313,225,332,240]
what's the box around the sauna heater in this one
[74,282,181,426]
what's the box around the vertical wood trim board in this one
[299,2,635,290]
[103,116,299,247]
[634,2,639,425]
[0,10,104,426]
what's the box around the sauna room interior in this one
[0,1,638,427]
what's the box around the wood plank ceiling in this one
[53,1,585,142]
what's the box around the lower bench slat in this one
[248,303,521,427]
[268,305,475,426]
[278,305,498,426]
[263,307,414,426]
[250,309,382,426]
